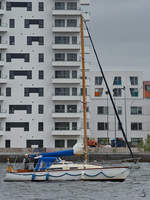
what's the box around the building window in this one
[55,105,65,113]
[72,71,77,79]
[97,106,108,115]
[95,76,103,85]
[55,140,65,148]
[39,70,44,79]
[80,88,87,96]
[72,36,77,44]
[67,105,77,113]
[26,140,43,148]
[98,138,109,145]
[55,36,69,44]
[5,140,11,148]
[95,88,103,97]
[145,85,150,93]
[6,122,29,131]
[131,123,142,130]
[72,122,77,130]
[38,122,43,131]
[97,122,108,130]
[24,19,44,28]
[55,2,65,10]
[9,105,32,114]
[118,122,122,130]
[27,36,44,45]
[9,70,32,79]
[38,105,44,114]
[130,77,138,85]
[113,88,122,97]
[55,88,70,96]
[67,53,77,61]
[39,2,44,11]
[55,19,65,27]
[24,88,44,97]
[67,19,77,27]
[67,2,77,10]
[55,122,69,130]
[117,106,122,115]
[55,53,65,61]
[72,88,77,96]
[9,36,15,45]
[113,77,122,85]
[55,70,70,78]
[67,139,77,148]
[131,107,142,115]
[9,19,15,28]
[130,88,138,97]
[39,53,44,62]
[6,88,11,96]
[131,138,143,146]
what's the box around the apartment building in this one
[89,71,150,146]
[0,0,90,148]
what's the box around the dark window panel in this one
[55,140,65,148]
[27,36,44,45]
[24,88,44,97]
[24,19,44,28]
[6,2,32,11]
[9,19,15,28]
[26,140,43,148]
[6,122,29,131]
[5,140,11,148]
[38,122,43,131]
[6,88,11,97]
[39,2,44,11]
[38,105,44,114]
[9,70,32,79]
[9,105,32,114]
[39,70,44,79]
[6,53,30,62]
[9,36,15,45]
[39,53,44,62]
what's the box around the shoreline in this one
[0,152,150,162]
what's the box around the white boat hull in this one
[4,167,129,182]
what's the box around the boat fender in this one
[32,174,36,181]
[46,174,49,181]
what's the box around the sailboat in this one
[4,16,130,182]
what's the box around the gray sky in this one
[89,0,150,80]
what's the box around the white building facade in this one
[0,0,90,148]
[89,71,150,146]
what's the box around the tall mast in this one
[80,15,88,161]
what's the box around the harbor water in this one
[0,162,150,200]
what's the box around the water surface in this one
[0,163,150,200]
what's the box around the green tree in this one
[144,135,150,152]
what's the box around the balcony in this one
[80,0,90,5]
[52,112,81,119]
[52,61,81,67]
[52,130,81,136]
[52,26,80,33]
[0,111,7,118]
[52,44,80,50]
[0,128,4,136]
[0,94,5,101]
[52,78,81,84]
[0,59,4,66]
[52,9,81,16]
[52,95,81,101]
[0,76,7,84]
[0,24,8,32]
[0,7,5,15]
[0,42,8,49]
